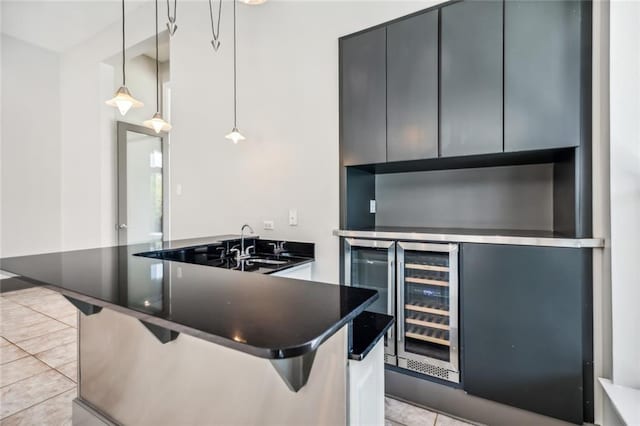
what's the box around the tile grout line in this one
[0,359,56,389]
[54,367,77,383]
[2,293,76,327]
[1,296,77,347]
[54,359,78,380]
[0,385,76,421]
[0,343,30,365]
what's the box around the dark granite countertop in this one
[0,236,378,360]
[349,311,394,361]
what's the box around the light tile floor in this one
[0,284,474,426]
[385,397,474,426]
[1,286,77,424]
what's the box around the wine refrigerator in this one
[397,242,460,383]
[344,238,396,365]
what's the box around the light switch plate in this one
[288,209,298,226]
[369,200,376,214]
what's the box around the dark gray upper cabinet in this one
[504,1,585,152]
[440,0,503,157]
[340,28,387,166]
[387,11,439,162]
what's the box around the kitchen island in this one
[0,236,392,425]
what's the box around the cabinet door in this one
[340,28,387,166]
[505,1,585,152]
[440,0,503,157]
[387,11,439,162]
[461,243,589,424]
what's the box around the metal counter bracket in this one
[139,320,179,344]
[64,296,102,316]
[269,350,317,392]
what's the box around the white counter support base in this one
[349,338,385,426]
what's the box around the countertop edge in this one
[348,311,394,361]
[21,277,378,360]
[333,229,605,248]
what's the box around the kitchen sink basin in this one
[134,245,310,274]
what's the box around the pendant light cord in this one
[233,0,237,128]
[122,0,126,85]
[208,0,222,43]
[155,0,160,113]
[166,0,177,23]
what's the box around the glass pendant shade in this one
[106,86,143,116]
[225,127,245,144]
[145,0,172,134]
[239,0,267,4]
[144,112,172,133]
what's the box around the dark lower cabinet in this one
[340,28,387,166]
[461,243,592,424]
[504,0,587,152]
[440,0,503,157]
[387,10,439,162]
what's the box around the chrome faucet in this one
[238,224,255,260]
[268,241,286,255]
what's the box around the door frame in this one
[117,121,170,246]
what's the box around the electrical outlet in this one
[288,209,298,226]
[263,220,275,230]
[176,184,182,195]
[370,200,376,214]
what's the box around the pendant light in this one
[225,0,245,144]
[144,0,172,133]
[239,0,267,4]
[106,0,143,115]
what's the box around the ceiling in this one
[1,1,145,53]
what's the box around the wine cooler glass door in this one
[345,239,395,360]
[397,242,459,382]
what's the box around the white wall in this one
[170,1,442,283]
[0,35,62,257]
[609,0,640,389]
[58,2,157,251]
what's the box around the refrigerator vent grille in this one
[405,359,449,380]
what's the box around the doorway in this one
[117,122,168,246]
